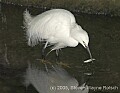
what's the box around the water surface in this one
[0,3,120,93]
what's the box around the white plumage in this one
[24,64,89,93]
[23,9,89,51]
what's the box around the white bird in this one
[24,64,89,93]
[23,9,93,60]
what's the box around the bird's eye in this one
[83,41,87,48]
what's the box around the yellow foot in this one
[57,62,71,68]
[36,59,52,65]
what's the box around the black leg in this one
[41,41,48,60]
[56,50,60,62]
[42,47,45,60]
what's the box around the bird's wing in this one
[24,9,75,46]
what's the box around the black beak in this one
[83,42,93,63]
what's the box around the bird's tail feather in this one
[23,9,32,29]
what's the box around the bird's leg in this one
[42,48,45,60]
[41,42,53,71]
[41,41,48,60]
[41,42,48,70]
[55,49,71,68]
[44,63,48,72]
[56,49,60,62]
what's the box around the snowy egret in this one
[24,64,89,93]
[23,9,93,61]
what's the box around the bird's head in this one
[78,30,93,61]
[71,24,93,60]
[78,30,89,48]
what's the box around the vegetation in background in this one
[1,0,120,16]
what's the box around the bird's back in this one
[24,9,76,46]
[32,9,76,28]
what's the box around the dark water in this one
[0,3,120,93]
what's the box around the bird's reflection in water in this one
[24,64,89,93]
